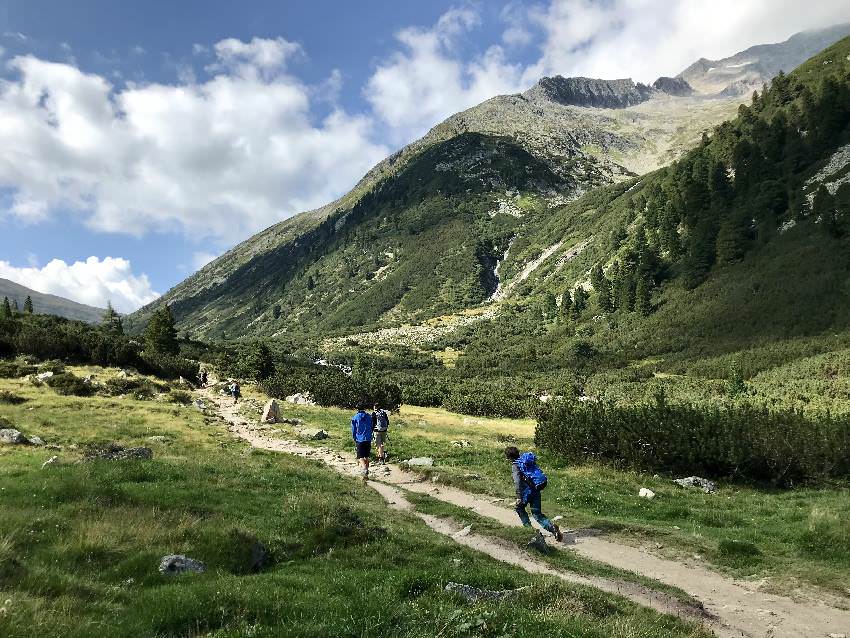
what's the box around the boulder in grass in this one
[298,428,328,440]
[158,554,206,575]
[405,457,434,467]
[36,371,54,382]
[673,476,717,493]
[0,429,30,445]
[445,581,528,603]
[638,487,656,499]
[261,399,281,423]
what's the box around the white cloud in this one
[210,36,302,79]
[525,0,850,83]
[365,8,526,142]
[0,37,389,242]
[368,1,850,142]
[0,256,159,313]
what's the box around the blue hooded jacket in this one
[351,410,373,443]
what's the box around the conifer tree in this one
[144,305,179,355]
[102,301,124,335]
[23,295,33,314]
[560,289,572,318]
[2,297,11,318]
[635,276,651,316]
[571,287,588,320]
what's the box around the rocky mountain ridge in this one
[0,278,105,324]
[679,23,850,95]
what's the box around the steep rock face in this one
[524,76,653,108]
[679,23,850,95]
[652,76,694,96]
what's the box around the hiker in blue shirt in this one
[505,446,562,541]
[351,404,374,479]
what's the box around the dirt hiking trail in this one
[201,387,850,638]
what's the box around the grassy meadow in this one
[0,367,712,638]
[267,400,850,599]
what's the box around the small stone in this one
[28,436,44,446]
[673,476,717,493]
[35,371,54,381]
[453,525,472,538]
[146,435,170,443]
[298,428,328,440]
[638,487,655,499]
[261,399,281,423]
[158,554,206,575]
[0,429,29,445]
[405,457,434,467]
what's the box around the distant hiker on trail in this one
[230,380,241,405]
[372,403,389,463]
[351,404,374,479]
[505,446,562,542]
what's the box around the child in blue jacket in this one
[505,446,562,541]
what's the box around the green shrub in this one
[0,390,27,405]
[37,360,66,374]
[45,373,95,397]
[535,396,850,485]
[138,350,199,381]
[261,367,401,411]
[102,376,168,400]
[167,390,193,405]
[0,359,36,378]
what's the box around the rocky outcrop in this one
[159,555,206,575]
[652,76,694,96]
[261,399,281,423]
[524,76,653,109]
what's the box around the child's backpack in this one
[517,452,548,491]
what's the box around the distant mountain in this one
[679,23,850,95]
[0,278,105,324]
[130,28,850,343]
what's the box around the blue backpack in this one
[517,452,548,491]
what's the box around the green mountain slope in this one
[133,30,850,357]
[0,278,105,324]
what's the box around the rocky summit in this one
[522,76,654,109]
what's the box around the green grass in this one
[267,399,850,599]
[0,368,711,638]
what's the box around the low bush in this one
[138,350,199,381]
[167,390,193,405]
[45,373,95,397]
[261,367,401,411]
[0,391,27,405]
[535,396,850,485]
[103,376,168,400]
[0,359,36,378]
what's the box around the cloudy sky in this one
[0,0,848,312]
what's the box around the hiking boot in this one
[551,524,563,542]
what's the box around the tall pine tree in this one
[102,301,124,335]
[144,305,179,355]
[1,297,11,318]
[23,295,33,314]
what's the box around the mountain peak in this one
[523,76,653,109]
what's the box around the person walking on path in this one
[230,380,241,405]
[351,404,374,479]
[372,403,390,463]
[505,446,562,541]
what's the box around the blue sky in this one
[0,0,847,312]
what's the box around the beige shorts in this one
[374,430,387,445]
